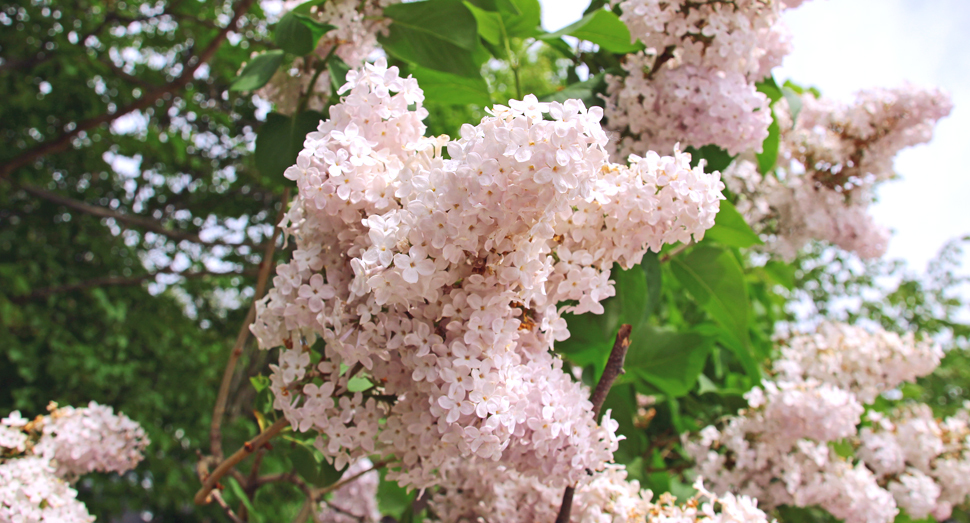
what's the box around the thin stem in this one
[555,324,633,523]
[313,459,392,497]
[0,0,256,179]
[195,417,289,505]
[17,183,253,248]
[11,267,254,303]
[660,241,692,264]
[210,189,289,460]
[209,489,246,523]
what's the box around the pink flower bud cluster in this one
[858,404,970,520]
[773,322,943,404]
[725,86,952,260]
[605,59,772,159]
[428,459,770,523]
[316,458,381,523]
[612,0,800,80]
[0,457,94,523]
[603,0,804,157]
[687,321,946,523]
[251,59,724,492]
[0,403,149,523]
[34,402,150,478]
[258,0,401,114]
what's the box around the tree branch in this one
[195,417,289,506]
[0,0,256,179]
[555,324,633,523]
[210,190,288,461]
[18,183,254,248]
[10,267,256,303]
[660,242,692,264]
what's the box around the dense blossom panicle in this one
[258,0,401,114]
[612,0,799,81]
[605,58,772,158]
[725,86,952,259]
[603,0,802,158]
[33,402,149,478]
[251,59,723,492]
[0,403,148,523]
[859,405,970,520]
[773,322,943,404]
[428,462,770,523]
[0,457,94,523]
[316,458,381,522]
[686,321,951,523]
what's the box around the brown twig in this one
[555,324,633,523]
[10,267,256,303]
[209,489,246,523]
[195,417,289,505]
[314,459,393,497]
[18,183,253,248]
[0,0,256,179]
[660,242,692,264]
[210,189,289,461]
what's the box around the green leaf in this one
[380,30,481,79]
[411,66,491,106]
[669,245,751,357]
[762,260,795,290]
[642,251,662,319]
[275,11,336,56]
[380,0,485,78]
[584,0,608,15]
[601,384,645,460]
[249,375,270,393]
[255,110,324,185]
[540,36,576,59]
[539,72,606,108]
[383,0,479,50]
[685,144,735,173]
[230,50,284,92]
[463,1,505,46]
[556,263,648,377]
[756,115,779,174]
[704,199,763,248]
[625,324,713,397]
[327,54,352,93]
[781,85,803,127]
[756,76,783,103]
[377,468,412,518]
[287,441,343,488]
[226,477,262,523]
[541,10,639,54]
[496,0,541,37]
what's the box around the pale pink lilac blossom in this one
[250,59,724,496]
[0,403,148,523]
[604,0,804,158]
[724,86,952,260]
[257,0,401,114]
[859,405,970,520]
[686,321,945,523]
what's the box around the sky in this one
[539,0,970,273]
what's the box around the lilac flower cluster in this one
[258,0,401,114]
[725,86,952,259]
[606,60,772,159]
[0,402,149,523]
[317,458,381,522]
[860,404,970,520]
[687,322,943,523]
[428,460,770,523]
[250,59,724,494]
[604,0,802,157]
